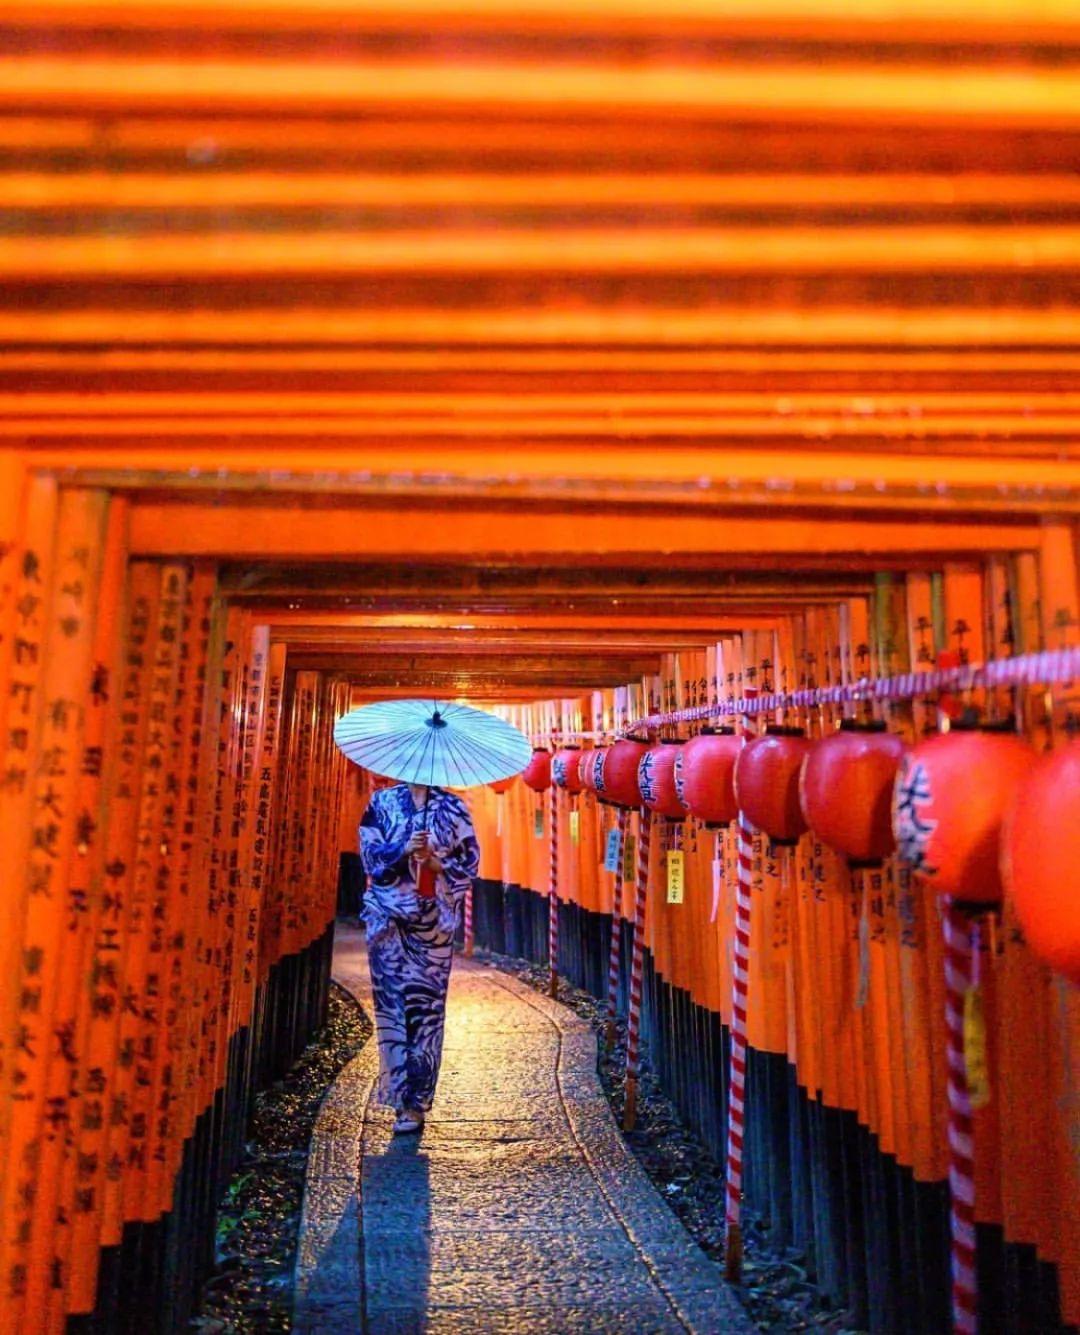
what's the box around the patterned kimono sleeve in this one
[358,791,409,882]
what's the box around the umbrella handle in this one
[412,852,438,900]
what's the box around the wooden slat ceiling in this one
[4,0,1078,695]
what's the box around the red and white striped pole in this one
[548,781,560,998]
[943,899,979,1335]
[725,685,758,1282]
[623,805,653,1131]
[605,805,631,1051]
[463,886,474,957]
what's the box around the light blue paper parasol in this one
[333,698,532,792]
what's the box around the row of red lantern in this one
[516,734,1079,986]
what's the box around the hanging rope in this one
[623,805,653,1132]
[615,644,1080,736]
[605,805,630,1051]
[725,685,759,1282]
[943,900,979,1335]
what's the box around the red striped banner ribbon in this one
[943,900,979,1335]
[605,805,630,1050]
[548,782,559,998]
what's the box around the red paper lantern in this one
[581,746,608,793]
[521,747,552,793]
[676,727,740,827]
[1002,742,1080,984]
[638,740,687,821]
[734,726,811,845]
[799,721,908,865]
[892,725,1037,903]
[489,774,517,795]
[598,739,649,808]
[552,745,586,794]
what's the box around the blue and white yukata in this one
[358,784,480,1113]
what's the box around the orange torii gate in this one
[0,0,1078,1329]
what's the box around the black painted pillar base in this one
[67,921,336,1335]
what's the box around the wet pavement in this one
[294,922,753,1334]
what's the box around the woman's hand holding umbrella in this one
[407,830,442,868]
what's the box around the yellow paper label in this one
[963,986,991,1110]
[534,806,545,839]
[569,809,580,845]
[622,833,635,883]
[666,849,685,904]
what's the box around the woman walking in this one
[359,780,480,1134]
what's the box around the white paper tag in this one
[604,826,622,872]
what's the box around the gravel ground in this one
[190,983,372,1334]
[478,949,866,1335]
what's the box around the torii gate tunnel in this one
[0,2,1079,1333]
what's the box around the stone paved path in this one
[294,922,753,1334]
